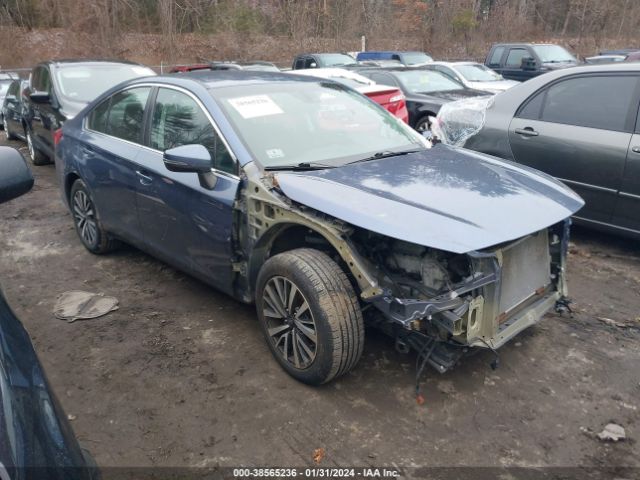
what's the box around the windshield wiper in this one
[264,162,336,171]
[346,149,423,166]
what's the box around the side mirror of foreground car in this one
[163,144,218,190]
[0,146,34,204]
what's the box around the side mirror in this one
[29,91,51,104]
[521,57,537,70]
[163,144,217,190]
[0,147,34,204]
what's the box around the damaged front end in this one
[353,220,571,373]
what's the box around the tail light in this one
[53,128,63,147]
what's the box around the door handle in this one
[136,170,153,185]
[514,127,539,137]
[632,146,640,154]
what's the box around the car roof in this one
[490,43,558,48]
[359,51,424,54]
[129,70,330,90]
[39,59,145,68]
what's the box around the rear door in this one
[612,106,640,232]
[486,46,506,76]
[135,86,240,293]
[82,86,151,243]
[509,73,639,224]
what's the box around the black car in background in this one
[291,53,357,69]
[23,59,155,165]
[356,67,490,132]
[0,146,97,479]
[485,43,579,81]
[2,79,28,141]
[0,75,17,129]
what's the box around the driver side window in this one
[150,88,236,175]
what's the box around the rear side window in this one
[87,98,111,133]
[488,47,505,66]
[304,57,316,68]
[505,48,529,68]
[150,88,235,174]
[87,87,150,143]
[518,75,638,132]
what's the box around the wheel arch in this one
[64,172,82,203]
[247,221,380,302]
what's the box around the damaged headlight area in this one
[352,220,570,373]
[431,95,494,147]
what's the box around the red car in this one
[290,68,409,124]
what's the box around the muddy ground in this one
[0,136,638,473]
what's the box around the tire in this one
[26,128,49,165]
[69,179,119,254]
[5,121,18,141]
[414,115,433,133]
[256,248,364,385]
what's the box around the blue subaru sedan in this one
[57,71,583,385]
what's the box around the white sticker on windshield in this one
[227,95,283,119]
[266,148,285,159]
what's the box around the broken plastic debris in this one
[313,448,325,464]
[54,290,119,323]
[597,423,626,442]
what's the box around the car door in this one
[3,82,20,132]
[501,47,531,81]
[486,46,506,76]
[27,67,46,145]
[32,66,57,156]
[509,74,639,224]
[135,86,240,294]
[612,107,640,232]
[81,86,151,244]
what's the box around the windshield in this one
[532,45,576,63]
[320,54,357,67]
[395,70,463,94]
[54,64,155,103]
[212,81,425,168]
[455,64,502,82]
[402,52,433,65]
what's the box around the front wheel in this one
[415,115,431,133]
[256,248,364,385]
[26,128,49,165]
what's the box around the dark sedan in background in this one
[438,63,640,238]
[356,67,490,132]
[0,147,97,479]
[1,79,28,141]
[23,59,155,165]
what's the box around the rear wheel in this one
[26,128,49,165]
[256,248,364,385]
[415,115,431,133]
[70,179,119,254]
[4,120,18,140]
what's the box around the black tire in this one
[69,179,119,254]
[5,122,18,141]
[414,115,432,133]
[26,128,49,165]
[256,248,364,385]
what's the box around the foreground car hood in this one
[275,146,584,253]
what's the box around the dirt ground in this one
[0,135,639,473]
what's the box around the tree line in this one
[0,0,638,59]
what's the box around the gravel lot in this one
[0,136,638,472]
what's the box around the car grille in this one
[497,230,551,321]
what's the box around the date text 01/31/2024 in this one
[232,468,401,478]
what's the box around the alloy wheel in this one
[262,276,317,369]
[72,189,98,247]
[26,130,35,160]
